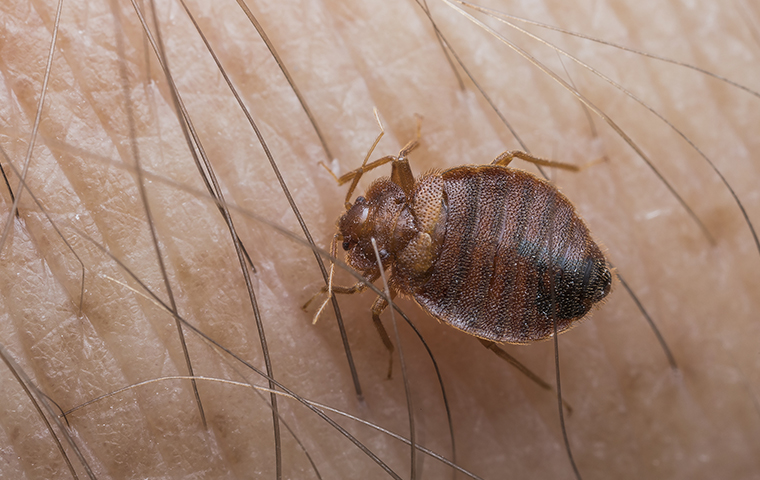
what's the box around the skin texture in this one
[1,0,759,479]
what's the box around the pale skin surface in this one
[1,0,759,479]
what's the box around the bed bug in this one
[308,121,612,375]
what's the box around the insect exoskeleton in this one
[318,128,612,346]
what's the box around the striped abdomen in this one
[413,166,611,343]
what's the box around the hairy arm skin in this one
[1,0,759,478]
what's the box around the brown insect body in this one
[340,163,611,343]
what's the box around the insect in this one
[310,121,612,374]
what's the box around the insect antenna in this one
[308,233,340,324]
[308,111,388,323]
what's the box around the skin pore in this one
[1,0,759,478]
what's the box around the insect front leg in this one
[303,277,375,324]
[370,294,396,380]
[491,150,580,171]
[390,118,422,198]
[320,109,399,209]
[304,234,373,323]
[302,281,365,309]
[337,155,396,209]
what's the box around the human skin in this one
[1,0,759,479]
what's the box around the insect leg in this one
[304,279,369,319]
[397,115,422,159]
[491,150,580,171]
[303,265,380,319]
[305,275,396,379]
[390,118,423,198]
[371,294,396,379]
[336,155,397,208]
[320,109,395,208]
[479,339,573,414]
[304,234,363,322]
[330,114,423,206]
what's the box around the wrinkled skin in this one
[1,0,759,479]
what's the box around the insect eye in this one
[355,196,365,203]
[342,240,351,250]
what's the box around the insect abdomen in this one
[413,166,611,343]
